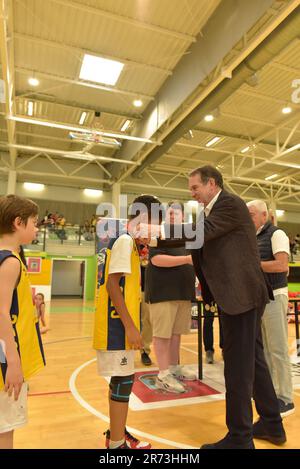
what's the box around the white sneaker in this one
[156,374,186,393]
[172,366,197,381]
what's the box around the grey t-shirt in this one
[145,246,196,304]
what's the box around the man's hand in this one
[5,361,24,401]
[186,255,193,265]
[126,325,143,350]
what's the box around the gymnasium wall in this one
[1,177,300,230]
[25,251,97,302]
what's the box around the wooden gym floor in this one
[15,299,300,449]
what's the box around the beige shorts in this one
[149,300,192,339]
[0,383,28,434]
[97,350,135,377]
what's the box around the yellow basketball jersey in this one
[0,250,45,390]
[93,235,141,351]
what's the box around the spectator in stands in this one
[288,234,296,262]
[90,215,97,233]
[56,214,67,241]
[295,234,300,253]
[145,201,196,393]
[247,200,294,418]
[57,214,66,228]
[40,210,50,226]
[84,219,91,233]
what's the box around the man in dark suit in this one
[155,166,286,449]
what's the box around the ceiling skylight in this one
[79,54,124,86]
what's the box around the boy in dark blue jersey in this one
[0,195,45,449]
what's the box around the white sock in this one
[169,365,180,374]
[109,438,125,449]
[158,369,169,380]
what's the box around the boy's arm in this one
[0,257,24,400]
[106,273,142,350]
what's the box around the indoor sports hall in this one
[0,0,300,451]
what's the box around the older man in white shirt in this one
[247,200,294,418]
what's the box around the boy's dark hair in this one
[0,194,38,235]
[128,194,163,223]
[189,165,223,189]
[167,200,184,212]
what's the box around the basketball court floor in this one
[15,299,300,450]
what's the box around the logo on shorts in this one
[0,340,6,364]
[120,357,128,366]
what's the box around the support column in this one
[112,183,120,218]
[269,200,277,226]
[6,169,17,195]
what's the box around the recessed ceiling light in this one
[265,174,278,181]
[23,182,45,191]
[83,188,103,198]
[241,146,250,153]
[27,101,34,116]
[79,111,87,125]
[206,136,220,147]
[133,99,143,108]
[282,106,292,114]
[79,54,124,86]
[28,77,39,87]
[204,114,214,122]
[121,120,131,132]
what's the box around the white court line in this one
[180,345,198,355]
[69,358,196,449]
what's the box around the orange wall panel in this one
[27,258,52,286]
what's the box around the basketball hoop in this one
[69,110,122,148]
[69,131,121,148]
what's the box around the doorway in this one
[51,259,85,299]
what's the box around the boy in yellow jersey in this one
[94,195,162,449]
[0,195,45,449]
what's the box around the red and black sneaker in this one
[104,429,151,449]
[125,428,151,449]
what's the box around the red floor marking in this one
[28,390,71,397]
[133,370,220,403]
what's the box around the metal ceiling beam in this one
[1,143,141,166]
[0,0,17,167]
[194,126,278,147]
[15,169,111,186]
[14,95,141,121]
[0,127,83,146]
[270,61,300,74]
[7,115,161,145]
[217,109,300,173]
[14,32,172,77]
[150,164,300,191]
[15,67,154,102]
[220,112,276,128]
[174,141,299,171]
[49,0,196,43]
[238,115,300,177]
[236,88,299,107]
[117,0,299,182]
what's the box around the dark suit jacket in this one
[158,190,270,315]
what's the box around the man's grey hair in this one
[246,199,268,213]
